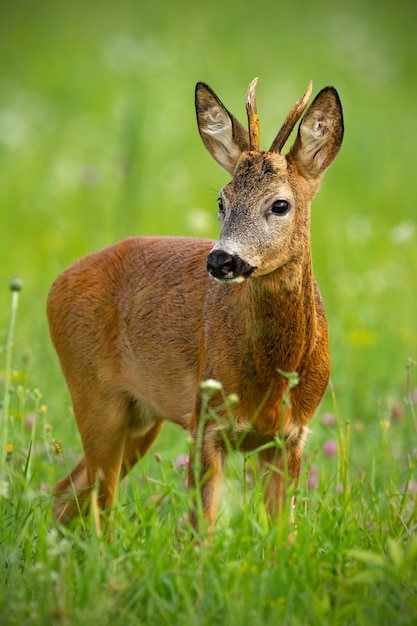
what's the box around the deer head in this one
[195,79,344,284]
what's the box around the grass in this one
[1,0,417,623]
[1,328,416,625]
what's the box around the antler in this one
[246,77,260,151]
[269,81,313,153]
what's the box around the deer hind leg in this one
[53,456,90,522]
[53,393,129,526]
[120,421,164,479]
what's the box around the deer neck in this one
[245,248,316,333]
[204,247,319,373]
[203,250,318,422]
[202,248,321,441]
[237,251,318,422]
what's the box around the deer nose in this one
[206,250,255,281]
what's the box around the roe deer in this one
[49,78,343,535]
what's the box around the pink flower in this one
[308,464,319,490]
[321,412,336,427]
[323,440,337,457]
[175,454,189,471]
[391,402,405,422]
[25,413,35,430]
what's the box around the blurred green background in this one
[1,0,416,459]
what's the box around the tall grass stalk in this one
[406,357,417,433]
[0,277,22,468]
[329,379,351,499]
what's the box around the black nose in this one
[206,250,254,281]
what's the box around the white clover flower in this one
[200,379,223,391]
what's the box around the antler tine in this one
[269,81,313,154]
[246,77,260,151]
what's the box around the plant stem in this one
[405,358,417,433]
[1,279,21,467]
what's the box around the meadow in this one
[1,0,417,624]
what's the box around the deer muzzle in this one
[206,250,255,284]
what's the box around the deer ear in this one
[195,82,249,175]
[289,87,343,179]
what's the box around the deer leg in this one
[261,449,301,518]
[259,437,303,520]
[259,447,286,518]
[53,393,128,527]
[53,456,90,522]
[188,424,225,535]
[120,422,164,479]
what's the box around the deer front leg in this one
[259,447,286,519]
[188,424,225,536]
[259,432,304,521]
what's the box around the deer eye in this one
[271,199,290,215]
[217,197,225,214]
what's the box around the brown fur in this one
[49,80,343,535]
